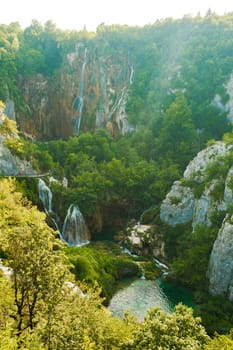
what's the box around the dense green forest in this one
[1,178,233,349]
[1,11,233,348]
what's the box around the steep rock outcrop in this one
[160,142,232,228]
[183,142,231,182]
[207,216,233,301]
[17,45,133,139]
[160,141,233,300]
[160,181,195,226]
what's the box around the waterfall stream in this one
[38,180,89,246]
[129,64,134,85]
[62,204,90,246]
[38,179,52,213]
[72,47,88,135]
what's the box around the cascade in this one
[108,87,126,122]
[96,66,106,129]
[62,204,90,246]
[72,47,88,134]
[38,180,90,246]
[154,258,169,276]
[121,247,138,258]
[38,179,52,213]
[38,179,61,236]
[129,65,134,85]
[127,51,134,85]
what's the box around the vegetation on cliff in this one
[1,10,233,347]
[2,178,233,349]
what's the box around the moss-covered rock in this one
[65,242,140,304]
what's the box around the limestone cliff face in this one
[160,142,232,229]
[17,45,133,139]
[160,141,233,300]
[0,137,36,176]
[207,216,233,301]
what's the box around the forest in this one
[1,11,233,348]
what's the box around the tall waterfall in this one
[129,65,134,85]
[38,179,52,213]
[72,47,88,135]
[62,204,90,246]
[128,51,134,85]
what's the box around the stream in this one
[108,277,195,321]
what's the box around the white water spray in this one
[62,204,90,246]
[72,48,88,134]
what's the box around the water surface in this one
[108,277,194,321]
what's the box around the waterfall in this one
[72,47,88,135]
[108,87,126,122]
[96,66,106,129]
[38,179,52,213]
[62,204,90,246]
[38,180,90,246]
[154,258,169,276]
[128,51,134,85]
[129,65,134,85]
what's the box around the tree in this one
[156,93,199,170]
[121,304,209,349]
[204,333,233,349]
[0,179,68,338]
[0,179,135,349]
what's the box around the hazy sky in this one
[1,0,233,31]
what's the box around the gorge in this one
[1,13,233,343]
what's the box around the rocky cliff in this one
[0,137,36,176]
[160,141,233,300]
[207,215,233,301]
[17,45,133,139]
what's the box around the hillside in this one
[1,14,233,142]
[1,12,233,347]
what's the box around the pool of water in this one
[108,277,194,321]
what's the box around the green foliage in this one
[0,179,68,337]
[16,20,61,76]
[65,244,139,303]
[172,225,217,290]
[156,93,199,170]
[204,332,233,349]
[205,151,233,183]
[3,138,24,157]
[0,116,18,136]
[0,178,136,348]
[32,131,181,231]
[121,304,210,349]
[0,179,232,350]
[195,294,233,336]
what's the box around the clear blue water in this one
[108,278,194,321]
